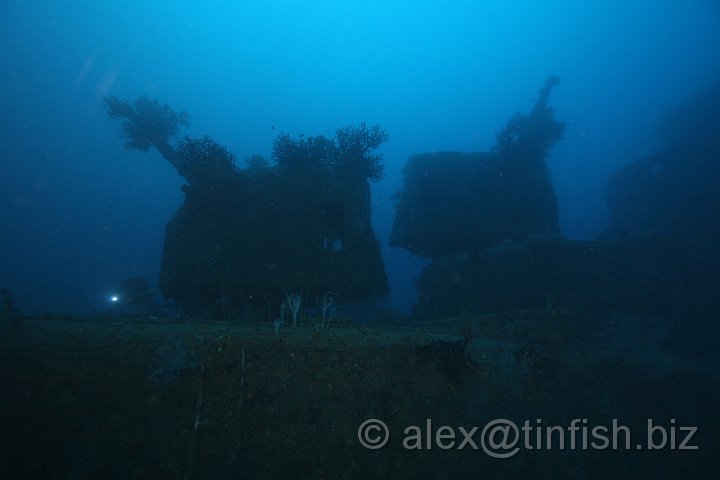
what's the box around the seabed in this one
[0,311,717,479]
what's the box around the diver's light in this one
[110,295,119,303]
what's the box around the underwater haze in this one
[1,0,719,315]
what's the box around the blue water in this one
[1,0,719,315]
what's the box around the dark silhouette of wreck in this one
[389,77,719,344]
[391,76,564,257]
[106,96,388,315]
[605,78,720,263]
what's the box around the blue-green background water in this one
[1,0,719,314]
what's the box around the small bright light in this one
[111,296,119,303]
